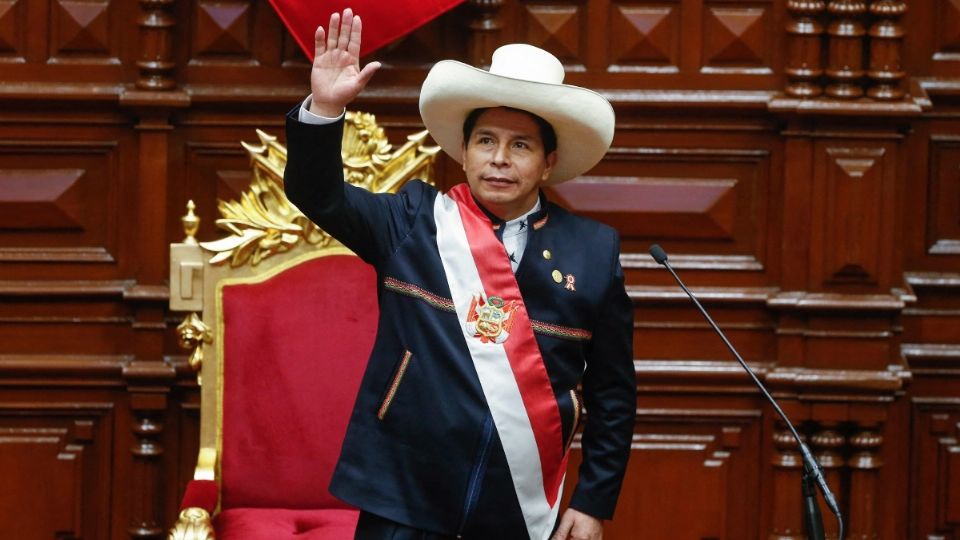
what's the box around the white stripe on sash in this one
[433,192,562,540]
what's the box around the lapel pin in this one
[564,274,576,291]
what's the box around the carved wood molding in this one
[0,354,130,382]
[0,401,115,539]
[634,359,772,393]
[766,366,912,401]
[766,366,908,397]
[902,343,960,376]
[0,280,129,297]
[633,361,911,397]
[620,252,764,272]
[767,291,906,311]
[905,271,960,289]
[627,285,775,305]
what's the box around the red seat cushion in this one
[215,508,359,540]
[219,254,378,510]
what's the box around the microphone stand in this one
[649,245,844,540]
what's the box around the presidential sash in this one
[434,184,567,540]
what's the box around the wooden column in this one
[468,0,505,66]
[867,0,907,100]
[118,98,188,538]
[847,426,883,539]
[136,0,177,90]
[770,425,805,540]
[122,1,188,537]
[811,424,845,539]
[124,362,176,539]
[785,0,826,98]
[825,0,867,98]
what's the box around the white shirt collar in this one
[501,199,541,238]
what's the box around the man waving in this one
[284,9,636,540]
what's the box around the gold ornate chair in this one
[168,114,438,540]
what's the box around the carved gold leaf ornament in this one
[199,112,439,267]
[167,507,215,540]
[342,111,394,184]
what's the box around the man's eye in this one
[513,141,529,149]
[478,136,493,144]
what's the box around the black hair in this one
[462,107,558,156]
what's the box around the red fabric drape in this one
[267,0,465,59]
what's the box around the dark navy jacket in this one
[284,109,635,538]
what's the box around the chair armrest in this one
[170,480,218,540]
[168,446,219,540]
[180,479,218,513]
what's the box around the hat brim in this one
[418,60,615,185]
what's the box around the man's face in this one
[461,108,557,221]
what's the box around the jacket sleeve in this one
[283,105,428,267]
[568,228,636,520]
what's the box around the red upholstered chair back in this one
[217,252,377,510]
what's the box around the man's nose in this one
[491,143,510,166]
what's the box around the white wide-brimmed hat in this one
[418,44,615,185]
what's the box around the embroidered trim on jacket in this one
[566,389,582,452]
[529,320,593,341]
[532,214,549,230]
[383,277,456,312]
[383,277,592,341]
[377,350,413,420]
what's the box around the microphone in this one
[649,244,843,540]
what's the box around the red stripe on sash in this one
[447,184,566,505]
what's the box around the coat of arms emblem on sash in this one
[466,294,517,344]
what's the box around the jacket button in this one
[552,270,563,283]
[543,250,552,260]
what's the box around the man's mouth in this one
[483,176,516,187]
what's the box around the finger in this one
[314,25,326,59]
[338,8,354,50]
[326,11,340,50]
[551,513,574,540]
[347,14,363,58]
[356,61,381,87]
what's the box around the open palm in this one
[309,8,381,117]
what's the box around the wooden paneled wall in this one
[0,0,958,538]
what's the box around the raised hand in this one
[309,8,381,117]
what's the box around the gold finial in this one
[182,200,200,245]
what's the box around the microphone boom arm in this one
[649,244,844,540]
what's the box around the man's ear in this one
[541,151,558,182]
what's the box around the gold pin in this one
[564,274,576,291]
[552,270,563,283]
[543,250,552,260]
